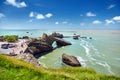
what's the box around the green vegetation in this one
[3,35,18,42]
[0,54,119,80]
[22,36,29,39]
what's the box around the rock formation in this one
[62,53,81,67]
[51,32,63,38]
[73,36,79,40]
[25,33,71,54]
[54,37,72,46]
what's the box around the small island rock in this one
[62,53,81,67]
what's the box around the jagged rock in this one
[51,32,63,38]
[42,33,55,45]
[54,37,72,46]
[26,41,53,54]
[25,33,71,54]
[62,53,81,67]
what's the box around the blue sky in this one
[0,0,120,30]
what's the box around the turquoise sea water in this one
[0,29,120,76]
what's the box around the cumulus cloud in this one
[55,22,59,25]
[45,13,53,18]
[36,14,45,20]
[80,23,85,26]
[29,12,53,20]
[107,4,116,9]
[29,12,34,17]
[92,20,102,24]
[105,19,115,25]
[0,13,5,18]
[112,16,120,22]
[5,0,27,8]
[86,12,96,17]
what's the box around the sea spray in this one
[76,56,87,67]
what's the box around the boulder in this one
[73,36,79,40]
[62,54,81,67]
[54,37,71,46]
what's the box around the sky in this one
[0,0,120,30]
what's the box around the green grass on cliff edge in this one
[0,54,120,80]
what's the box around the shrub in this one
[3,35,18,42]
[22,36,29,39]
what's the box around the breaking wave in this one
[80,39,114,75]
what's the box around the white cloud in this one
[0,13,5,18]
[80,23,85,26]
[36,14,45,20]
[45,13,53,18]
[5,0,27,8]
[113,16,120,22]
[105,19,115,25]
[29,12,34,17]
[29,12,53,20]
[55,22,59,25]
[62,21,68,24]
[92,20,102,24]
[86,12,96,17]
[107,4,116,9]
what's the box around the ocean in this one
[0,29,120,76]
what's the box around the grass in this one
[0,54,120,80]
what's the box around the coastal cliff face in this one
[25,32,71,55]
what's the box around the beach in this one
[0,39,28,55]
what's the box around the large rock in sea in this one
[62,54,81,67]
[73,36,79,40]
[54,37,71,46]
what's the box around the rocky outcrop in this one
[73,36,79,40]
[16,53,40,66]
[62,53,81,67]
[25,33,71,54]
[51,32,63,38]
[41,33,55,46]
[54,37,72,46]
[25,40,53,54]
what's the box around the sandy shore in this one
[0,39,28,55]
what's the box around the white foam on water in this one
[40,62,47,68]
[80,39,114,74]
[96,61,114,75]
[76,56,87,67]
[40,56,46,59]
[62,46,65,48]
